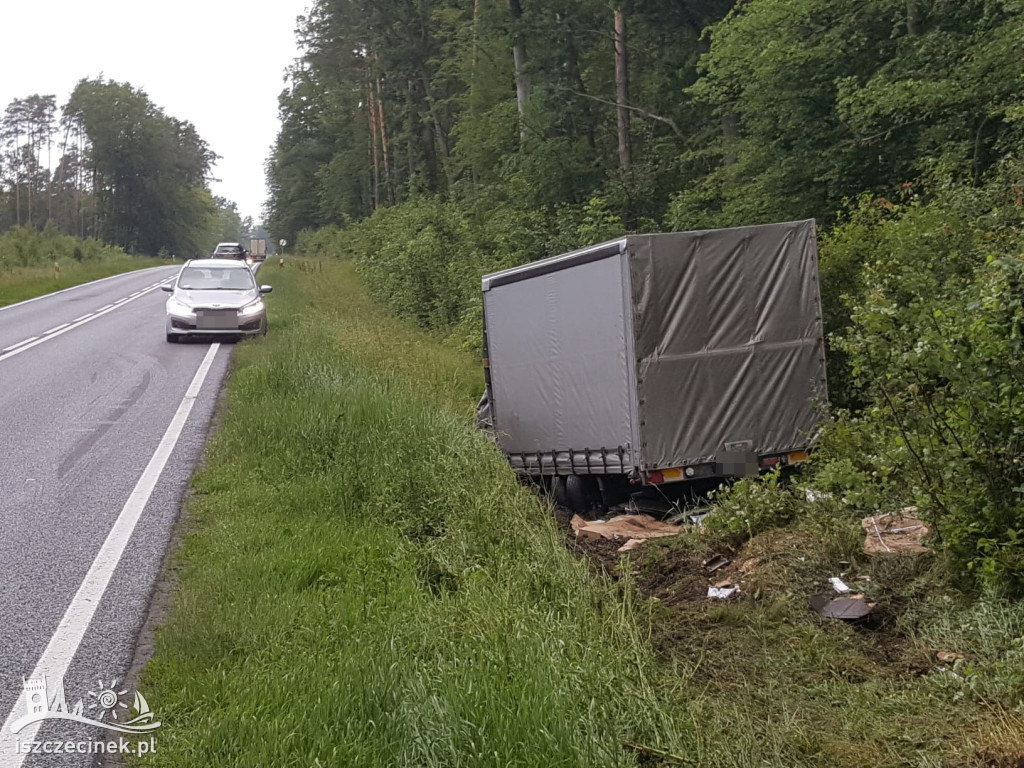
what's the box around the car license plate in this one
[196,310,237,330]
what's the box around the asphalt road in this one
[0,266,240,765]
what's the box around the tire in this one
[553,474,598,516]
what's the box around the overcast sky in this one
[0,0,310,223]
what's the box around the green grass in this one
[136,259,1024,767]
[0,258,159,307]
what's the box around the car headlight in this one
[238,299,265,317]
[167,297,195,317]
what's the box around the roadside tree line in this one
[0,78,246,257]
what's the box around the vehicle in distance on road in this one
[163,259,272,343]
[249,238,267,261]
[211,242,248,260]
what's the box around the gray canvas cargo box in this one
[480,219,828,483]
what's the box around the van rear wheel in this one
[552,475,600,516]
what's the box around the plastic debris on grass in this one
[808,593,875,620]
[707,586,739,599]
[829,576,852,594]
[703,554,731,573]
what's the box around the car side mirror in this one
[161,284,173,292]
[259,285,273,294]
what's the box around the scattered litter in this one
[707,586,739,599]
[857,575,872,581]
[738,557,760,576]
[861,508,931,555]
[572,514,681,542]
[804,488,833,502]
[808,593,875,620]
[713,578,734,589]
[688,512,709,525]
[617,538,645,553]
[936,650,965,664]
[703,554,731,573]
[839,560,851,569]
[829,577,851,594]
[798,556,806,562]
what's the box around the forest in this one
[267,0,1024,593]
[0,78,246,262]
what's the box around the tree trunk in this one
[558,11,595,151]
[367,80,380,210]
[722,111,739,166]
[14,139,22,228]
[421,76,452,190]
[376,77,392,205]
[614,8,630,170]
[509,0,530,140]
[906,0,920,36]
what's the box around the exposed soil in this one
[550,498,940,682]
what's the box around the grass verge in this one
[136,259,1024,767]
[0,258,159,307]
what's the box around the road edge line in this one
[0,342,221,764]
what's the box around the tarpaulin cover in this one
[630,220,827,468]
[483,246,637,465]
[481,220,827,474]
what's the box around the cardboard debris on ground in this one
[571,514,682,544]
[616,538,645,553]
[861,508,931,555]
[808,593,875,620]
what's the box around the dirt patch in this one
[551,502,932,683]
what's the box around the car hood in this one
[173,289,257,309]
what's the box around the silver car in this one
[163,259,272,343]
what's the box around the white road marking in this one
[1,337,38,353]
[72,314,92,322]
[0,343,221,764]
[0,267,169,314]
[0,278,174,364]
[43,323,69,334]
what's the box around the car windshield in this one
[178,266,255,291]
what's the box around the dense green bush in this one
[0,225,128,269]
[720,172,1024,594]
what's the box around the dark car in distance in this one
[211,242,248,260]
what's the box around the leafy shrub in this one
[812,176,1024,594]
[0,226,127,270]
[707,470,804,538]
